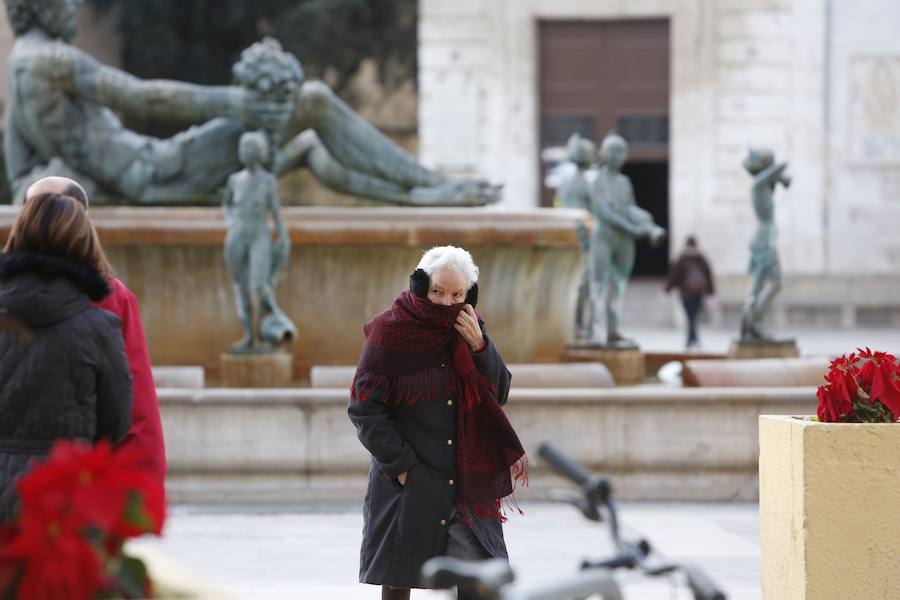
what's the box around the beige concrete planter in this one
[759,415,900,599]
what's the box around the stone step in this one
[152,366,204,389]
[682,356,828,387]
[158,385,816,502]
[309,362,615,389]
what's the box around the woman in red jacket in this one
[24,177,167,488]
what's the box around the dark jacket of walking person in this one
[665,236,715,348]
[348,246,526,598]
[0,193,132,522]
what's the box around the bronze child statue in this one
[223,130,296,352]
[554,133,597,340]
[740,148,791,342]
[589,132,665,345]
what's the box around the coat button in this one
[447,399,454,407]
[440,519,447,526]
[447,439,453,446]
[449,479,455,486]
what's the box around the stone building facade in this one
[2,2,898,326]
[418,0,900,326]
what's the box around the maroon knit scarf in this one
[351,290,527,521]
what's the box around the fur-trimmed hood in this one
[0,252,110,327]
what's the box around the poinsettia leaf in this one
[879,378,900,421]
[858,360,875,392]
[852,397,894,423]
[112,556,151,599]
[121,492,153,532]
[870,364,886,401]
[0,563,21,600]
[817,386,835,422]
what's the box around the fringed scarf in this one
[351,290,527,521]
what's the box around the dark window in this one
[541,115,596,147]
[617,115,669,147]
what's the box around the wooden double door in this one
[539,19,670,276]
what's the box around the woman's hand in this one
[397,471,407,486]
[455,304,485,352]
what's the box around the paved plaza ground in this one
[628,325,900,357]
[132,501,759,599]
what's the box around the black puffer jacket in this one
[0,253,132,521]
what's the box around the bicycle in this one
[420,441,727,600]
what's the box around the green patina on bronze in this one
[555,132,666,346]
[223,131,295,354]
[740,147,791,342]
[3,0,498,206]
[555,133,596,340]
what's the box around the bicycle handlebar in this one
[683,565,727,600]
[420,557,514,599]
[538,442,612,509]
[537,442,591,485]
[537,441,729,600]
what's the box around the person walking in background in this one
[348,245,527,600]
[665,236,715,350]
[23,177,167,494]
[0,193,132,521]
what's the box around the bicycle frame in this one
[501,568,624,600]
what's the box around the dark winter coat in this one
[0,253,133,521]
[348,332,512,589]
[665,250,715,298]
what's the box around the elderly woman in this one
[348,246,527,600]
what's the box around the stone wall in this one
[160,386,817,503]
[417,0,826,270]
[418,0,900,282]
[826,2,900,274]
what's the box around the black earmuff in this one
[410,269,479,308]
[465,283,478,309]
[409,268,429,298]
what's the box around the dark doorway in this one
[623,162,669,276]
[538,19,670,276]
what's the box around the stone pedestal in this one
[562,344,645,385]
[683,357,828,387]
[729,339,799,359]
[220,352,293,388]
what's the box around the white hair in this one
[416,245,479,290]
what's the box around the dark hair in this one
[4,193,110,276]
[62,183,88,208]
[686,235,698,247]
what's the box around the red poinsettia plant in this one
[817,348,900,423]
[0,440,166,599]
